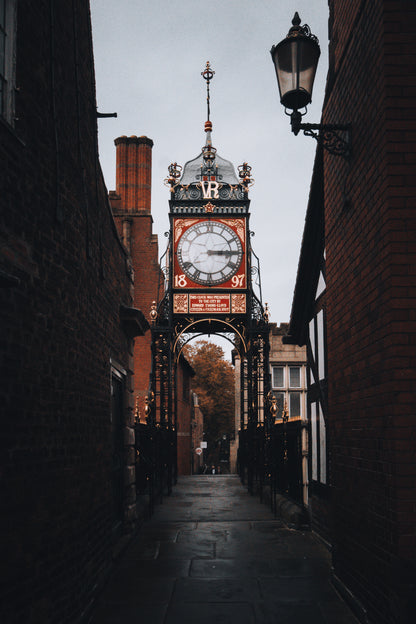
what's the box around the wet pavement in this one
[89,475,358,623]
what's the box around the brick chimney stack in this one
[109,133,161,425]
[114,135,153,213]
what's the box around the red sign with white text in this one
[189,294,230,314]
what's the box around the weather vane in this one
[201,61,215,123]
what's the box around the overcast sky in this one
[90,0,329,355]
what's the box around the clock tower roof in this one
[179,150,240,186]
[165,63,253,199]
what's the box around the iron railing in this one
[135,422,177,517]
[238,418,305,514]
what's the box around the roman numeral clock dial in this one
[176,221,243,286]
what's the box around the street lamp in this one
[271,12,351,158]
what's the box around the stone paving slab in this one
[166,602,255,624]
[89,475,359,624]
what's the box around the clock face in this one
[176,221,243,285]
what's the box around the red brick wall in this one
[110,136,163,415]
[130,213,160,406]
[382,5,416,581]
[176,360,193,475]
[0,1,135,622]
[324,1,416,621]
[110,137,194,475]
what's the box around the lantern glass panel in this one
[272,36,320,111]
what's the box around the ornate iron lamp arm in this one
[290,111,351,158]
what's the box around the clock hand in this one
[206,250,240,256]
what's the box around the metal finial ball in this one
[202,61,215,82]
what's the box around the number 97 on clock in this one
[174,273,245,289]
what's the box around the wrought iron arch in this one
[175,331,244,363]
[172,317,248,358]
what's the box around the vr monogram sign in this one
[200,180,220,199]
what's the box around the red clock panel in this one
[173,217,246,290]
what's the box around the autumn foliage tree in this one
[184,340,235,461]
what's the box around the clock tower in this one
[167,63,254,328]
[147,63,271,492]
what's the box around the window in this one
[310,400,327,485]
[289,366,301,388]
[316,270,326,299]
[311,402,317,480]
[309,318,316,362]
[317,310,325,381]
[289,392,301,418]
[272,366,284,388]
[0,0,16,124]
[320,408,327,484]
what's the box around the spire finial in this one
[292,12,301,27]
[201,61,215,126]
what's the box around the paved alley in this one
[89,475,358,624]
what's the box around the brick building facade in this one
[0,1,147,622]
[269,323,307,423]
[284,2,416,622]
[110,135,161,416]
[109,135,195,476]
[176,355,195,475]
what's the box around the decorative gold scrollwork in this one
[282,401,289,424]
[164,162,182,191]
[238,162,255,188]
[150,301,158,324]
[144,391,155,420]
